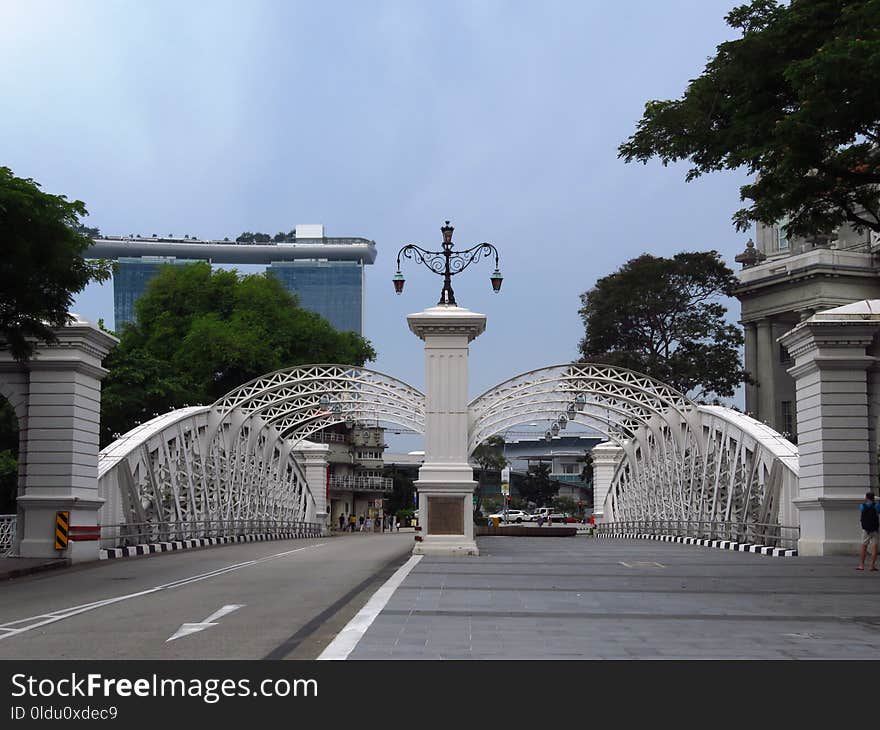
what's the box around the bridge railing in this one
[0,514,15,556]
[99,518,324,549]
[596,519,800,550]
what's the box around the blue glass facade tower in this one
[267,260,364,334]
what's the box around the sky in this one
[1,0,751,442]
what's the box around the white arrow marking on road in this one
[166,604,245,642]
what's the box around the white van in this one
[533,507,566,523]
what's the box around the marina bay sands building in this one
[85,224,377,334]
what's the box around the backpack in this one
[861,503,879,532]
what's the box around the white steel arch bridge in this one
[96,362,799,550]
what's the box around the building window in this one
[781,401,796,442]
[776,216,790,251]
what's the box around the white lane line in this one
[317,554,422,661]
[0,543,325,641]
[166,604,245,642]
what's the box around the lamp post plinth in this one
[408,305,486,556]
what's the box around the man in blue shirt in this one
[857,492,880,571]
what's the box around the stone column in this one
[780,306,880,556]
[293,442,330,529]
[407,305,485,556]
[744,322,758,416]
[591,441,624,523]
[13,315,117,562]
[756,320,777,428]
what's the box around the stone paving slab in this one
[348,536,880,660]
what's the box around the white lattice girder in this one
[607,405,799,531]
[468,363,699,453]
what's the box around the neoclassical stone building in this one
[734,221,880,440]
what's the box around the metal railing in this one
[99,518,324,549]
[328,475,393,492]
[595,519,800,550]
[0,515,15,556]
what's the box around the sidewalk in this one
[347,536,880,659]
[0,556,70,581]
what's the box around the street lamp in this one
[392,221,503,306]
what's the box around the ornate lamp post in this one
[398,221,503,556]
[392,221,502,305]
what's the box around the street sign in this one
[501,466,510,496]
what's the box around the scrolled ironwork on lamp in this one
[392,220,503,306]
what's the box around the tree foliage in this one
[619,0,880,237]
[0,399,18,513]
[517,463,558,507]
[100,262,376,446]
[0,167,112,359]
[471,435,508,516]
[578,252,744,400]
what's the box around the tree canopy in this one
[471,435,508,516]
[100,262,376,446]
[517,463,558,507]
[0,167,112,359]
[619,0,880,237]
[578,251,745,400]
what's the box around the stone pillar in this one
[756,320,777,428]
[591,441,624,523]
[744,322,758,416]
[407,305,486,556]
[293,442,330,528]
[11,315,117,562]
[780,305,880,556]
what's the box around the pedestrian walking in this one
[349,514,357,532]
[338,513,345,531]
[858,491,880,571]
[359,515,366,532]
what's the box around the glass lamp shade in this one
[393,271,405,294]
[490,269,503,292]
[558,415,568,429]
[551,423,560,436]
[566,403,577,418]
[544,430,552,442]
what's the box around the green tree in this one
[100,262,376,446]
[619,0,880,237]
[384,467,416,516]
[578,252,745,400]
[0,399,19,513]
[471,435,508,517]
[0,167,112,359]
[517,463,557,507]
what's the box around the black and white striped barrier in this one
[99,530,325,560]
[595,532,797,557]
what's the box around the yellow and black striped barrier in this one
[54,511,69,550]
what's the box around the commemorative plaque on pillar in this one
[407,305,486,556]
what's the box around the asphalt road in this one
[0,532,413,659]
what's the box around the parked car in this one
[487,509,532,524]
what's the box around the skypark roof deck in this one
[85,235,378,265]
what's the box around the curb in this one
[596,532,797,557]
[99,530,325,560]
[0,559,71,581]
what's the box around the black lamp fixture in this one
[392,220,503,306]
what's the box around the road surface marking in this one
[166,604,245,642]
[0,543,325,641]
[317,554,422,661]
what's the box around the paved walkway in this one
[348,536,880,659]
